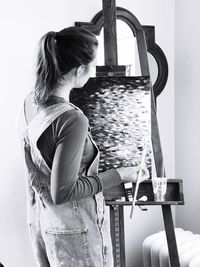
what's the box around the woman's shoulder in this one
[54,107,89,133]
[50,108,89,142]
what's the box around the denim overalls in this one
[21,101,113,267]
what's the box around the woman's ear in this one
[75,65,85,77]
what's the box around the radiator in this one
[143,228,200,267]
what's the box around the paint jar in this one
[152,177,167,202]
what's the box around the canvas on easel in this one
[70,76,152,173]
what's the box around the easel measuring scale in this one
[75,0,184,266]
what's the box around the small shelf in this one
[104,179,184,205]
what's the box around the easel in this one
[75,1,184,266]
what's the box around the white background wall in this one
[175,0,200,233]
[0,1,175,266]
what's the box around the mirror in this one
[96,20,158,84]
[147,52,158,85]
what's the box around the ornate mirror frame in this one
[75,7,168,98]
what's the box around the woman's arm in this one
[50,111,113,204]
[25,111,148,205]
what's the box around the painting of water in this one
[70,76,151,172]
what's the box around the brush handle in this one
[130,144,148,218]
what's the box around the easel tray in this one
[104,179,184,205]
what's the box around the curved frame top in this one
[75,7,168,98]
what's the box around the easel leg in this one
[110,205,126,267]
[162,205,180,267]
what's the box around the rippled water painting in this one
[70,76,151,172]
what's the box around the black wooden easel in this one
[75,1,184,266]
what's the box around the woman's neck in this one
[53,88,70,101]
[53,78,75,102]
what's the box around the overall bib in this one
[21,101,113,267]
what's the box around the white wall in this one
[175,0,200,233]
[0,0,174,266]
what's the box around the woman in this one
[19,27,149,267]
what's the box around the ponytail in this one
[34,31,61,106]
[34,27,98,106]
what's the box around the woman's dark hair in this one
[34,27,98,106]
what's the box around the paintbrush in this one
[130,143,148,218]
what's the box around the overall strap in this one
[24,102,77,173]
[27,103,76,144]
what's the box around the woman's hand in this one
[116,165,149,184]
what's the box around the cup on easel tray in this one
[152,177,167,202]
